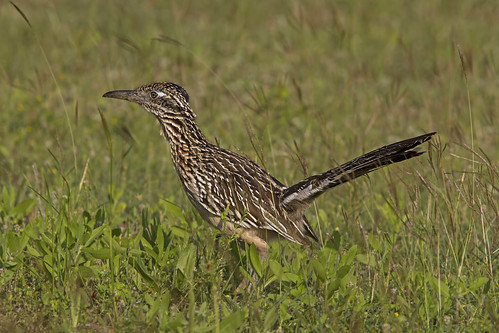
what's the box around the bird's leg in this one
[234,237,267,293]
[240,230,270,256]
[209,215,269,255]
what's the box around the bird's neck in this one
[158,115,210,163]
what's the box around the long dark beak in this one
[102,90,141,103]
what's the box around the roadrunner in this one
[103,82,435,255]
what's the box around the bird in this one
[103,82,435,255]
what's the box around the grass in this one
[0,0,497,331]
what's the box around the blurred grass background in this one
[0,0,497,331]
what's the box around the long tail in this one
[281,132,436,213]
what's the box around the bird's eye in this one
[150,91,158,99]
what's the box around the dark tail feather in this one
[282,132,436,212]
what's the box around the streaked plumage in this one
[103,82,435,254]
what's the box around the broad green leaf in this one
[162,200,183,217]
[469,277,489,293]
[82,248,112,259]
[327,279,341,296]
[11,198,37,217]
[161,291,170,316]
[176,243,196,279]
[131,257,156,286]
[170,226,191,239]
[428,275,449,298]
[0,269,14,282]
[336,265,351,279]
[129,249,143,257]
[282,272,299,283]
[329,230,341,250]
[2,186,9,207]
[220,310,245,333]
[3,261,19,269]
[141,237,153,250]
[7,233,28,256]
[77,266,96,279]
[83,225,105,247]
[43,254,55,278]
[2,186,15,209]
[248,244,262,278]
[341,245,357,266]
[311,258,326,282]
[356,253,376,267]
[111,239,127,254]
[26,245,42,257]
[263,305,278,331]
[156,226,164,251]
[269,259,283,279]
[6,232,24,253]
[368,234,381,252]
[147,296,162,322]
[144,247,158,261]
[162,315,188,331]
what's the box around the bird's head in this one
[103,82,194,118]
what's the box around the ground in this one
[0,0,497,331]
